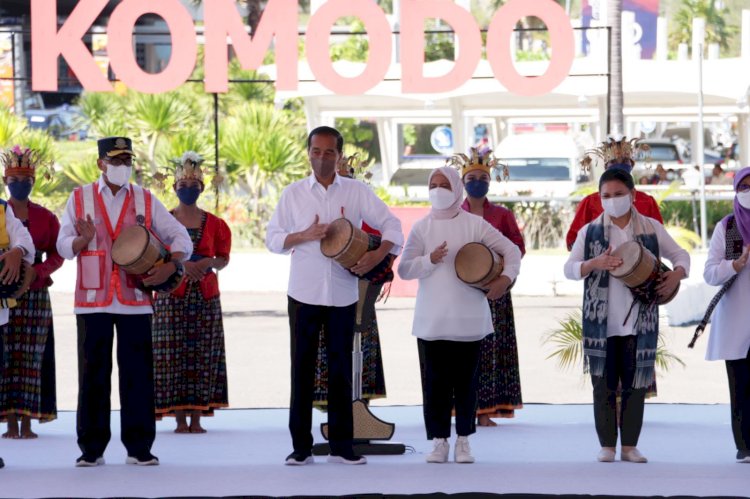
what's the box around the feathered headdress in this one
[446,147,509,182]
[580,136,650,172]
[337,152,374,183]
[1,146,40,178]
[172,151,205,184]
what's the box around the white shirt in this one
[265,174,404,307]
[57,177,193,315]
[397,211,522,342]
[0,204,35,326]
[704,221,750,360]
[565,217,690,337]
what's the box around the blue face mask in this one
[464,179,489,199]
[8,180,32,201]
[176,186,201,206]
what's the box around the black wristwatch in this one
[172,260,185,277]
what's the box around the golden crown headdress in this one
[172,151,205,184]
[580,136,650,172]
[337,153,374,183]
[447,147,509,182]
[1,146,40,177]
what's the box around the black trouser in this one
[287,296,356,456]
[726,347,750,453]
[76,313,155,459]
[591,335,646,447]
[419,338,482,440]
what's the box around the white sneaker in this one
[454,436,475,464]
[621,447,648,463]
[597,448,616,462]
[426,438,449,463]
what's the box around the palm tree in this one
[669,0,738,55]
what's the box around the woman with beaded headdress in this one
[312,154,391,410]
[564,141,689,463]
[451,148,526,426]
[565,137,663,251]
[151,152,231,433]
[0,145,61,440]
[398,166,521,464]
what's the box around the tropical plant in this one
[221,102,308,245]
[513,200,572,250]
[63,156,102,186]
[0,107,26,146]
[543,311,685,374]
[669,0,738,55]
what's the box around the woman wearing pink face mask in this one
[398,166,522,464]
[565,168,689,464]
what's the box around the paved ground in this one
[48,291,729,412]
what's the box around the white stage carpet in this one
[0,404,746,498]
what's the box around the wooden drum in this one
[0,255,34,299]
[112,225,167,275]
[112,225,183,293]
[610,241,655,288]
[320,218,372,269]
[610,240,679,305]
[455,242,504,290]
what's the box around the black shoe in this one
[285,451,313,466]
[75,455,105,467]
[737,449,750,463]
[327,453,367,465]
[0,457,4,469]
[126,453,159,466]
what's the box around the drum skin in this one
[455,242,504,290]
[320,218,371,269]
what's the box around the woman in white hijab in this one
[398,166,522,464]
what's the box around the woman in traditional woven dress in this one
[152,152,230,433]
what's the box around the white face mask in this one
[737,191,750,209]
[429,187,455,210]
[106,165,132,187]
[602,194,632,218]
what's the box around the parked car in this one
[632,139,686,175]
[491,133,583,198]
[24,105,88,140]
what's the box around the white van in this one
[491,133,583,199]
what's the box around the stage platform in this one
[0,404,746,498]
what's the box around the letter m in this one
[204,0,298,93]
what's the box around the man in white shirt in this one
[57,137,192,468]
[266,126,403,465]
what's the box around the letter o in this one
[486,0,574,96]
[306,0,392,95]
[107,0,197,94]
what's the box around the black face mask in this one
[8,181,32,201]
[311,158,337,179]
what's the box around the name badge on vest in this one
[136,214,145,226]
